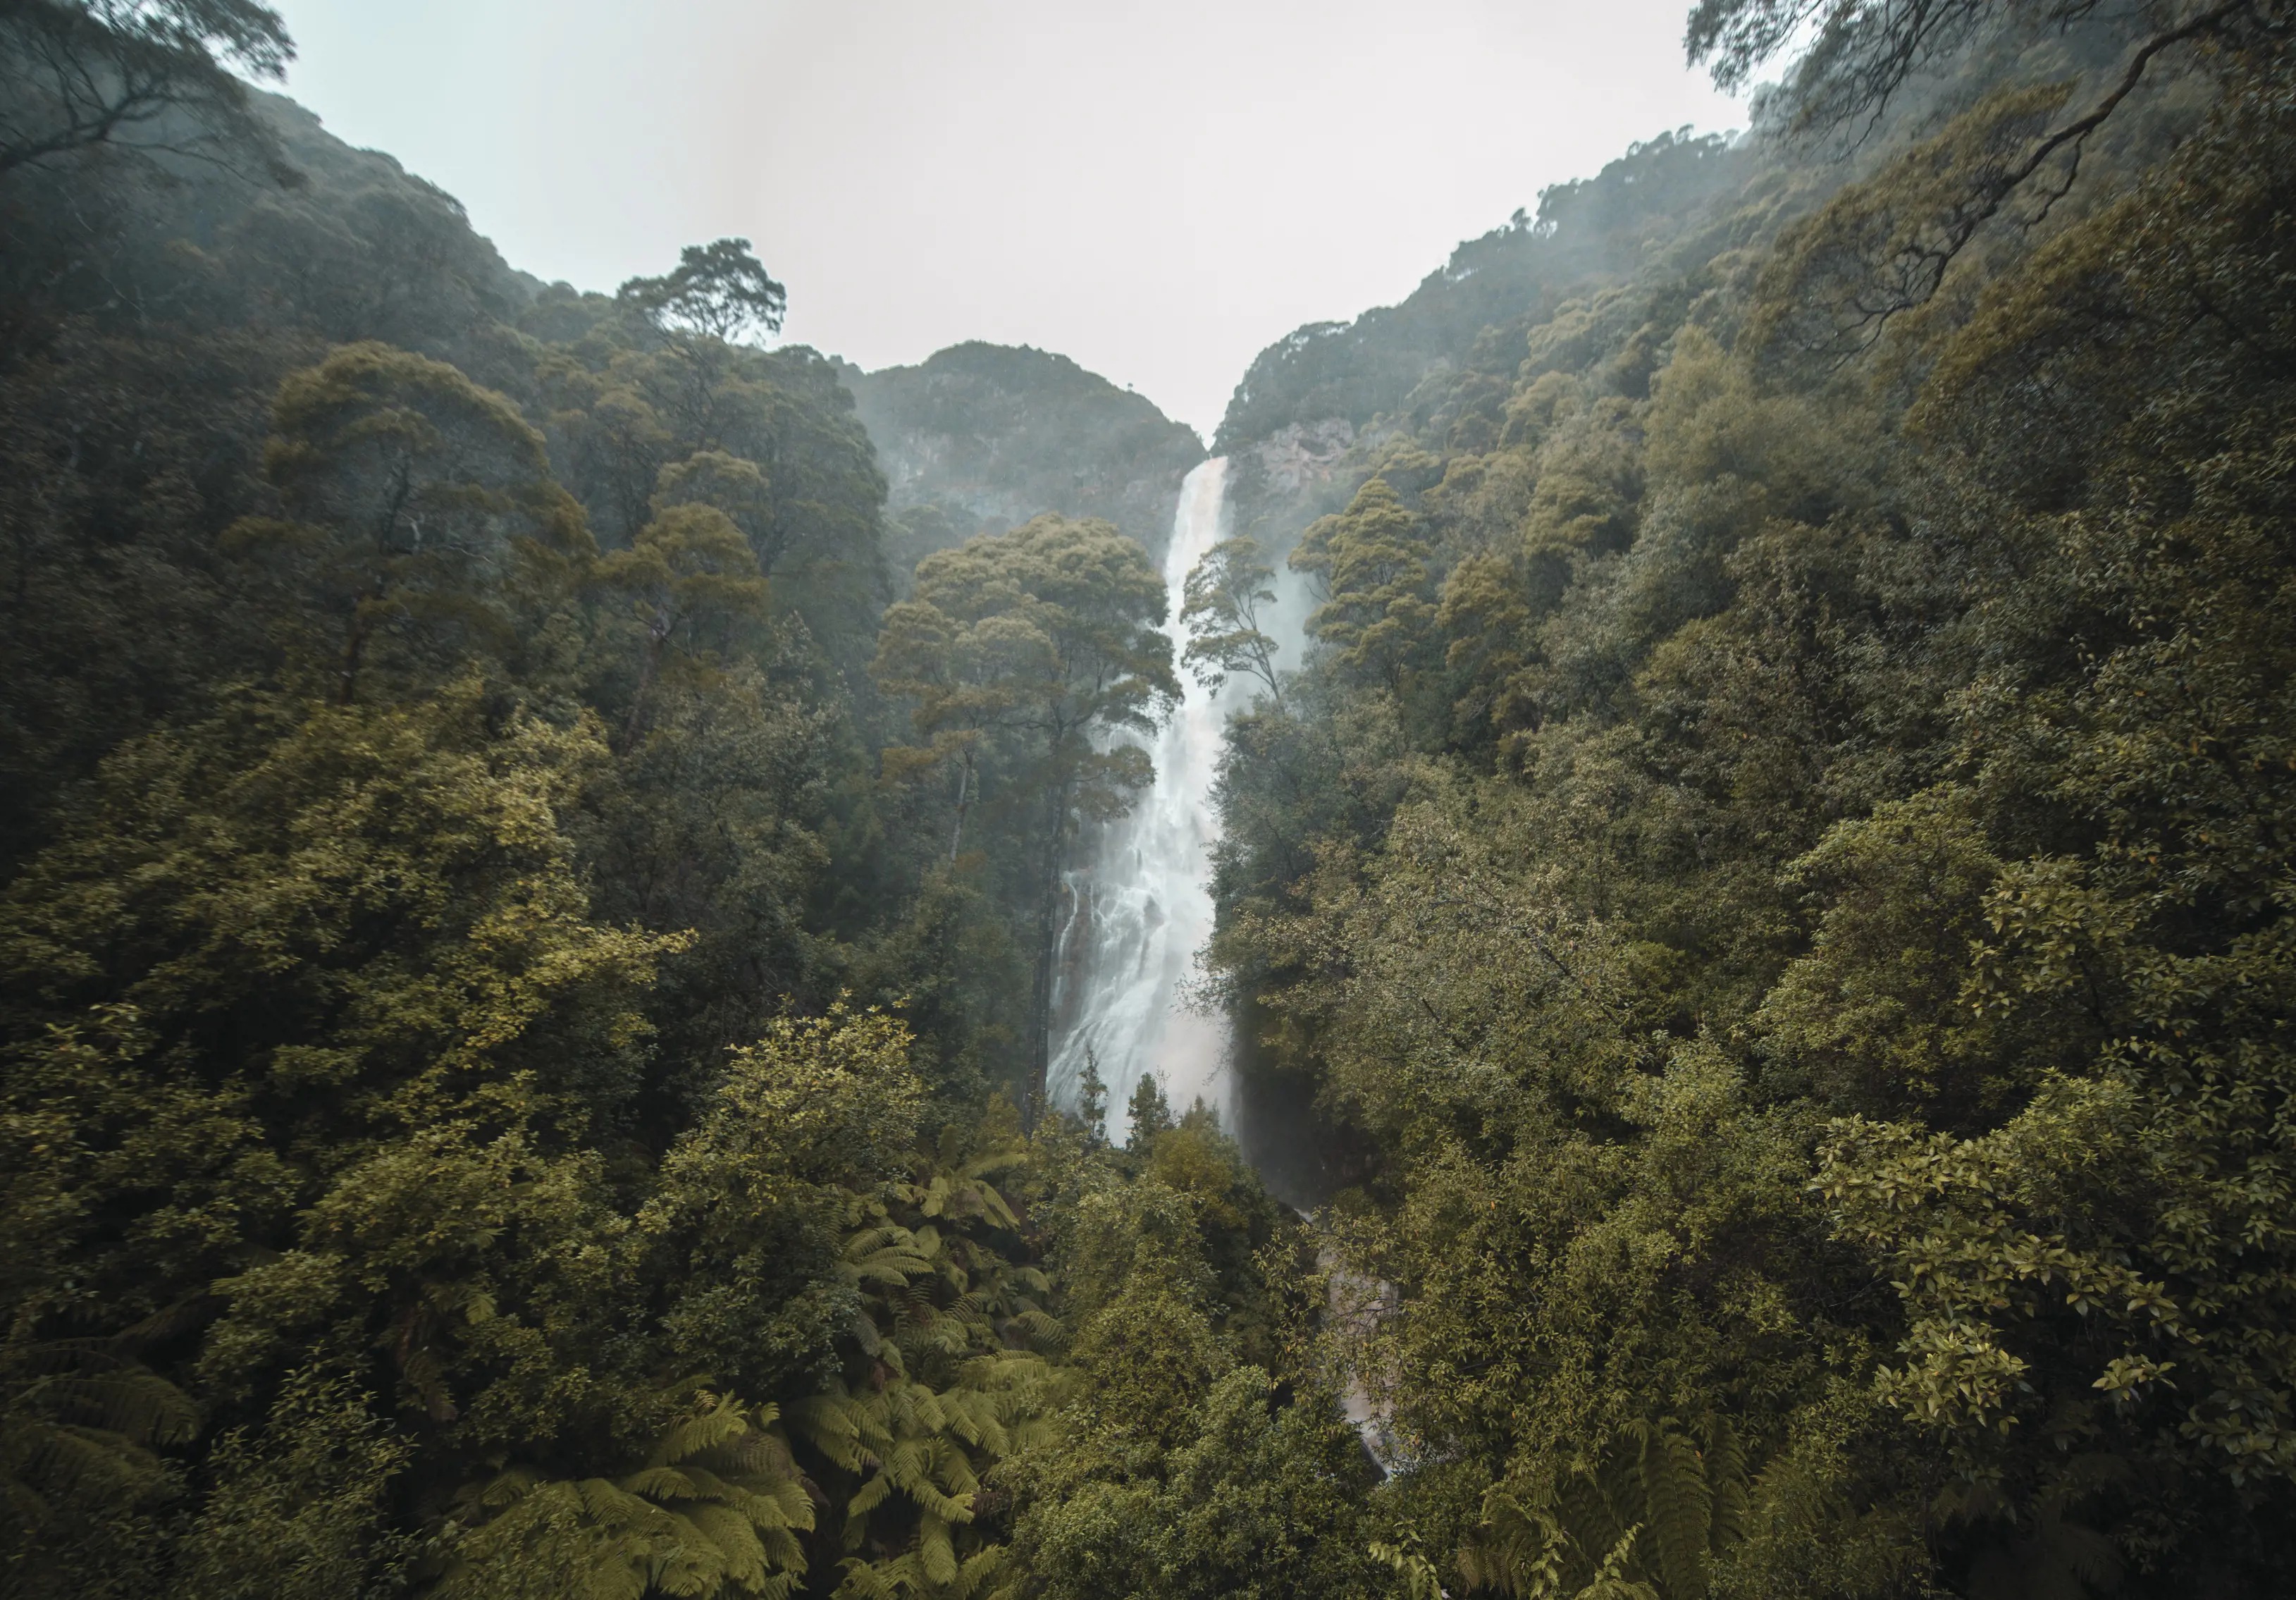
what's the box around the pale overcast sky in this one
[269,0,1746,438]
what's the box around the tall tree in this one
[872,515,1176,1119]
[1289,476,1438,695]
[1180,533,1285,710]
[596,500,767,746]
[615,238,787,347]
[0,0,295,179]
[235,342,591,703]
[1683,0,2255,128]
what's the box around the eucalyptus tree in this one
[1289,476,1438,696]
[615,237,786,347]
[1180,532,1284,710]
[238,341,591,704]
[873,515,1177,1118]
[0,0,295,180]
[1686,0,2280,349]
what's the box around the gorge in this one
[5,2,2295,1596]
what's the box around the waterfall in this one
[1048,457,1238,1143]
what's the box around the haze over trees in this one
[1200,1,2296,1594]
[839,343,1207,580]
[2,0,2295,1597]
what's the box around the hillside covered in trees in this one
[839,344,1206,581]
[1202,0,2296,1594]
[4,1,2295,1599]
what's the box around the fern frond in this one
[1006,1308,1064,1349]
[655,1394,749,1467]
[6,1422,161,1512]
[1636,1420,1712,1600]
[1559,1472,1624,1577]
[688,1500,770,1588]
[919,1510,959,1586]
[1700,1417,1748,1551]
[832,1554,903,1600]
[760,1474,815,1531]
[920,1176,952,1218]
[848,1473,893,1519]
[1745,1444,1833,1541]
[1581,1524,1661,1600]
[758,1527,806,1574]
[576,1476,655,1528]
[624,1466,701,1501]
[949,1544,1008,1600]
[789,1391,872,1472]
[585,1548,653,1600]
[1371,1539,1450,1600]
[42,1370,199,1445]
[1461,1484,1569,1599]
[479,1465,544,1508]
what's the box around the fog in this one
[271,0,1746,436]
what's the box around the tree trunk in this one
[947,753,972,861]
[1023,774,1070,1130]
[338,584,384,705]
[620,611,671,751]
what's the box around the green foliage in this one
[1291,478,1438,695]
[1181,534,1285,706]
[875,516,1177,797]
[441,1393,810,1600]
[0,0,295,179]
[1204,18,2296,1600]
[872,515,1178,1108]
[616,238,788,346]
[0,45,1230,1600]
[1746,82,2076,366]
[1455,1417,1891,1600]
[10,3,2296,1596]
[1214,130,1753,460]
[237,340,591,703]
[1124,1074,1175,1153]
[597,500,770,744]
[175,1367,414,1600]
[843,342,1205,566]
[0,1339,197,1562]
[789,1112,1060,1600]
[1006,1114,1369,1600]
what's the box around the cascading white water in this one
[1047,457,1239,1143]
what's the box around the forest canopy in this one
[3,0,2295,1598]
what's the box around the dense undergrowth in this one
[4,1,2295,1597]
[1203,3,2296,1596]
[0,8,1324,1593]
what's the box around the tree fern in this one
[834,1541,1007,1600]
[0,1339,197,1541]
[439,1391,812,1600]
[1579,1526,1660,1600]
[1457,1485,1570,1598]
[786,1122,1059,1600]
[1458,1417,1756,1600]
[1944,1456,2129,1600]
[1626,1420,1712,1600]
[1697,1417,1747,1552]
